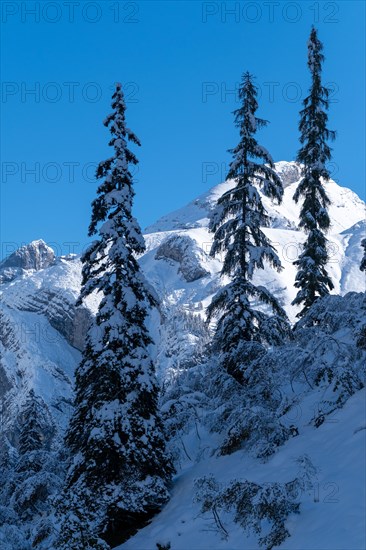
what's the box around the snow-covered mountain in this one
[142,161,365,323]
[0,161,364,437]
[0,162,365,548]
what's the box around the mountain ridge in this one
[0,161,365,549]
[0,161,364,436]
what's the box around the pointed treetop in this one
[87,81,141,239]
[307,26,325,74]
[231,71,269,136]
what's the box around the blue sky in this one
[1,0,365,258]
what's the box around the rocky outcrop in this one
[275,161,302,187]
[155,234,209,282]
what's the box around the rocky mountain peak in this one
[274,161,302,187]
[1,239,55,271]
[0,240,55,283]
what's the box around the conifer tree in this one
[18,390,48,455]
[207,72,288,383]
[57,83,173,549]
[3,390,61,546]
[360,238,366,272]
[292,27,336,317]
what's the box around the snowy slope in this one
[117,289,366,550]
[119,388,366,550]
[0,303,79,439]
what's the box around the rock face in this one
[155,235,209,282]
[0,240,55,283]
[9,286,92,352]
[1,239,55,270]
[274,161,302,187]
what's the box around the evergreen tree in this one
[57,83,173,549]
[360,238,366,272]
[18,390,48,455]
[292,27,336,317]
[0,392,62,548]
[207,72,288,383]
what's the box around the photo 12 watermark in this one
[201,80,339,104]
[1,81,139,104]
[201,2,340,24]
[200,239,341,265]
[1,161,139,184]
[200,160,340,184]
[0,240,92,260]
[1,1,140,24]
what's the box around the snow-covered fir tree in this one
[0,392,62,549]
[18,390,47,455]
[292,27,336,317]
[57,83,173,549]
[360,238,366,272]
[207,71,288,383]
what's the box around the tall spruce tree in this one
[57,83,173,549]
[18,390,47,455]
[360,238,366,272]
[292,27,336,317]
[207,72,288,383]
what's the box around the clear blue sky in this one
[1,0,365,258]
